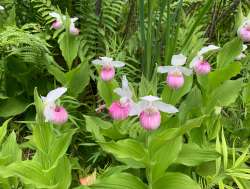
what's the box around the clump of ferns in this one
[0,26,50,62]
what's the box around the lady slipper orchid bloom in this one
[238,19,250,42]
[189,45,220,75]
[49,12,65,30]
[42,87,68,125]
[129,96,178,130]
[158,54,192,89]
[80,171,96,186]
[0,5,4,10]
[235,44,247,60]
[92,57,125,81]
[70,17,80,35]
[109,76,133,120]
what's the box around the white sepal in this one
[197,45,220,56]
[92,59,103,66]
[140,95,161,102]
[177,66,193,76]
[171,54,187,66]
[157,66,173,73]
[49,12,61,19]
[43,87,67,104]
[111,61,125,68]
[0,5,4,10]
[154,101,179,113]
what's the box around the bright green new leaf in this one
[176,143,220,166]
[0,119,11,145]
[100,139,148,168]
[153,172,201,189]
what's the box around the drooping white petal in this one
[242,44,248,52]
[45,87,67,103]
[0,5,4,10]
[129,101,147,116]
[92,59,104,66]
[197,45,220,56]
[43,105,54,122]
[171,54,187,66]
[189,56,201,68]
[178,66,193,76]
[114,88,126,97]
[235,53,246,61]
[154,101,179,113]
[111,61,125,68]
[157,66,174,73]
[49,12,61,19]
[122,75,128,89]
[140,95,161,102]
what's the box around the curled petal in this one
[45,87,67,103]
[198,45,220,56]
[178,66,193,76]
[111,61,125,68]
[154,101,179,113]
[122,75,128,89]
[43,105,54,122]
[171,54,187,66]
[157,66,174,73]
[140,95,161,102]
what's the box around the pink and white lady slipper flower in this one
[190,45,220,75]
[42,87,68,125]
[49,12,65,30]
[109,75,133,120]
[69,17,80,35]
[235,44,247,60]
[238,19,250,42]
[158,54,192,89]
[129,96,178,130]
[92,57,125,81]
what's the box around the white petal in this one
[114,88,126,97]
[198,45,220,56]
[235,53,246,61]
[100,57,113,62]
[242,44,248,52]
[140,95,161,102]
[0,5,4,10]
[129,101,147,116]
[154,101,179,113]
[43,105,54,122]
[171,54,187,66]
[46,87,67,103]
[92,59,104,66]
[178,66,193,76]
[70,17,78,23]
[49,12,61,19]
[122,75,128,88]
[189,56,201,68]
[157,66,174,73]
[111,61,125,68]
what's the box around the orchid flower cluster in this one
[157,45,220,89]
[108,75,178,130]
[49,12,80,35]
[42,87,68,125]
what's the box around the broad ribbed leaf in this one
[0,119,10,145]
[100,139,148,168]
[176,143,220,166]
[153,172,201,189]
